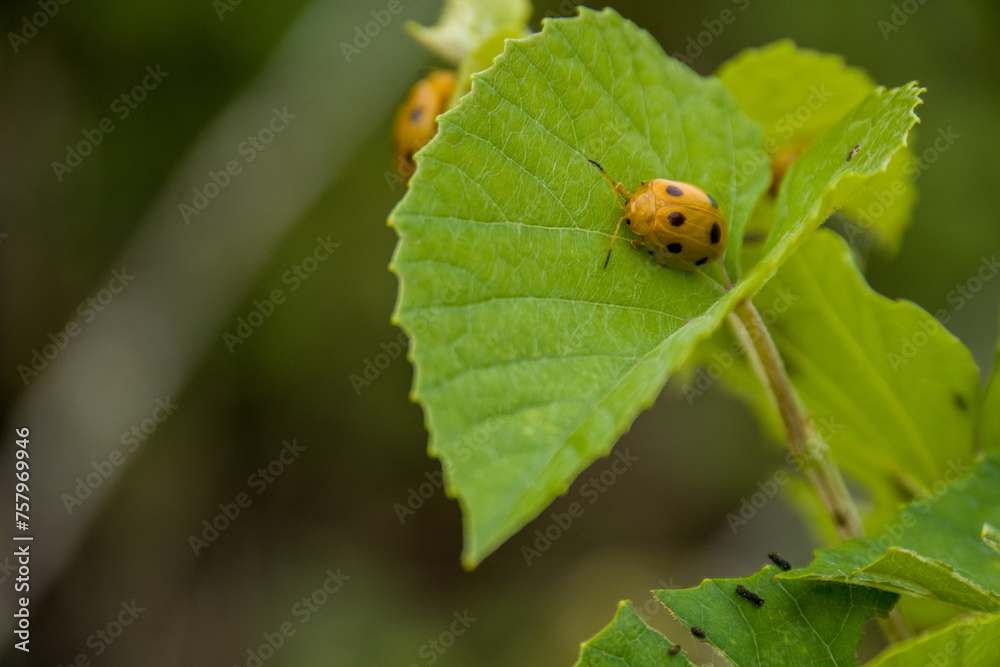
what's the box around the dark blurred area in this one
[1,1,998,665]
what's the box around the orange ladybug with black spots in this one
[393,70,456,180]
[589,160,728,272]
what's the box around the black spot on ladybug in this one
[668,211,686,226]
[691,626,706,639]
[668,645,681,656]
[769,552,792,571]
[707,193,719,208]
[667,243,683,254]
[954,393,968,411]
[405,151,415,164]
[625,218,631,226]
[710,223,721,244]
[410,107,423,123]
[695,257,708,266]
[736,584,765,607]
[665,184,684,197]
[648,250,654,255]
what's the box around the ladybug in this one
[393,70,456,180]
[588,160,728,272]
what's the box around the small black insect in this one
[690,626,706,639]
[736,584,765,607]
[668,644,681,656]
[769,552,792,571]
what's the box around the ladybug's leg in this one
[629,240,642,249]
[603,213,629,269]
[587,159,630,208]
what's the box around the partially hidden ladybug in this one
[588,159,728,272]
[393,70,457,180]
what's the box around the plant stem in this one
[733,301,864,539]
[730,300,910,643]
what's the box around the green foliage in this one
[391,8,922,568]
[692,230,980,532]
[866,613,1000,666]
[574,601,693,667]
[405,0,532,65]
[717,40,917,255]
[654,566,898,666]
[392,7,770,567]
[980,308,1000,453]
[392,2,1000,664]
[780,454,1000,612]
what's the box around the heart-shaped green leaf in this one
[390,7,923,567]
[654,566,898,666]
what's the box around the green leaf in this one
[979,306,1000,453]
[654,566,898,667]
[756,82,922,269]
[406,0,532,65]
[867,613,1000,667]
[390,7,922,566]
[780,454,1000,613]
[718,40,918,254]
[718,40,874,151]
[575,601,692,667]
[391,7,769,567]
[836,147,917,256]
[688,230,980,532]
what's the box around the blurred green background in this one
[1,1,998,665]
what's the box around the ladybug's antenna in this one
[587,159,630,206]
[588,159,631,269]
